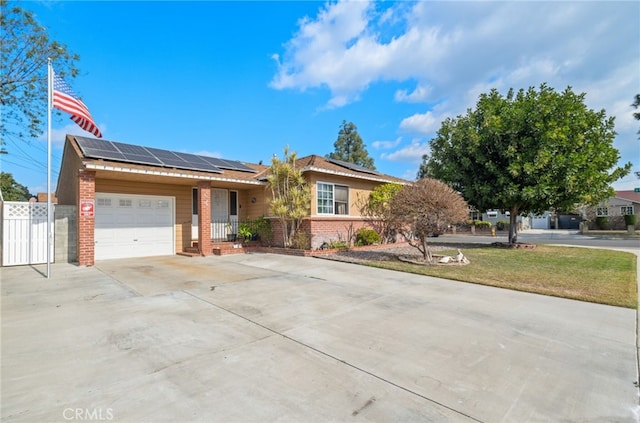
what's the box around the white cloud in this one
[399,110,451,135]
[372,137,401,150]
[272,0,639,171]
[381,138,428,163]
[41,122,107,149]
[394,84,431,103]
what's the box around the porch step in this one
[177,251,200,257]
[212,242,245,256]
[183,241,248,256]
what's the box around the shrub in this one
[355,228,381,246]
[328,240,349,249]
[290,231,310,250]
[496,221,508,231]
[624,214,637,226]
[469,220,492,229]
[238,223,252,241]
[595,216,608,230]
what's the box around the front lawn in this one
[365,245,637,308]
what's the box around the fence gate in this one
[2,202,52,266]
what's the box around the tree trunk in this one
[508,207,519,244]
[288,220,297,248]
[281,218,290,247]
[421,237,433,263]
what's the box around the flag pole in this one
[47,58,52,279]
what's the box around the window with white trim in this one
[596,207,608,217]
[621,206,634,215]
[317,182,349,215]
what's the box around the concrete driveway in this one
[1,253,638,422]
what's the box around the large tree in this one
[267,147,311,248]
[327,120,376,170]
[423,84,631,244]
[0,171,32,201]
[1,0,80,140]
[389,178,468,263]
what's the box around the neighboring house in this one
[589,190,640,229]
[56,135,407,265]
[468,207,530,230]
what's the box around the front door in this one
[210,188,229,240]
[192,188,198,239]
[229,190,239,235]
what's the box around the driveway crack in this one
[182,290,484,423]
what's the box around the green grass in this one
[366,245,638,308]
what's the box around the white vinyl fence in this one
[2,202,52,266]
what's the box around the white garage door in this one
[95,193,175,260]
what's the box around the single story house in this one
[56,135,407,265]
[588,190,640,229]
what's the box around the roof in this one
[67,135,269,185]
[65,135,409,186]
[615,190,640,203]
[295,154,409,184]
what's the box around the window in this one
[230,191,238,215]
[317,182,348,215]
[119,199,132,208]
[486,210,498,218]
[192,188,198,214]
[138,200,151,208]
[97,198,111,207]
[621,206,634,215]
[334,185,348,215]
[596,207,608,217]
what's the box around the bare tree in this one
[390,178,468,263]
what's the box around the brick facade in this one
[269,217,372,249]
[77,170,95,266]
[197,181,212,255]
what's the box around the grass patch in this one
[366,246,637,308]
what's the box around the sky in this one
[2,0,639,195]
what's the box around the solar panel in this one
[201,156,256,173]
[145,147,223,173]
[74,137,238,174]
[326,157,379,175]
[80,147,127,161]
[223,159,256,173]
[111,142,163,166]
[76,136,118,152]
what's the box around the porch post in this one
[197,181,212,256]
[78,169,95,266]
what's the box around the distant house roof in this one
[615,190,640,203]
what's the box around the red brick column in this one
[197,181,212,255]
[78,169,96,266]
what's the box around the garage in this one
[95,193,175,260]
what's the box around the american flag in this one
[52,71,102,138]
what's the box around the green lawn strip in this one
[365,245,637,309]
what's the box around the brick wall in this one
[269,216,372,249]
[77,170,95,266]
[308,217,370,249]
[197,181,212,255]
